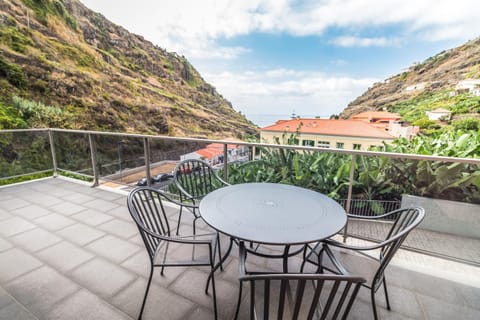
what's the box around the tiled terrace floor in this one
[0,177,479,320]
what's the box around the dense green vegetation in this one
[12,96,73,128]
[0,56,27,88]
[386,90,480,133]
[227,131,480,206]
[22,0,78,29]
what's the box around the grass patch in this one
[0,171,53,186]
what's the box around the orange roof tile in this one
[261,118,395,139]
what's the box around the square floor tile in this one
[56,224,105,246]
[10,228,62,253]
[0,217,36,238]
[70,258,136,298]
[0,249,42,283]
[34,213,76,231]
[36,241,94,272]
[0,208,13,221]
[85,235,141,263]
[1,198,30,211]
[0,301,38,320]
[98,219,138,239]
[11,205,51,220]
[71,209,114,226]
[82,199,120,212]
[62,193,96,204]
[49,201,86,216]
[112,277,194,320]
[45,289,131,320]
[5,266,79,317]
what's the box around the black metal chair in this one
[301,207,425,320]
[236,242,365,320]
[173,159,229,235]
[127,187,221,320]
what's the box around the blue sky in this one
[81,0,480,126]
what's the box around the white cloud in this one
[331,36,400,47]
[82,0,480,60]
[203,69,377,125]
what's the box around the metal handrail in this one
[2,128,478,165]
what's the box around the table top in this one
[199,183,347,245]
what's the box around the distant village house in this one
[455,79,480,96]
[426,108,452,121]
[350,111,419,140]
[260,118,395,151]
[181,140,249,167]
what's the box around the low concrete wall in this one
[401,195,480,239]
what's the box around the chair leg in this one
[234,281,244,320]
[207,248,219,320]
[383,277,391,310]
[138,265,154,320]
[206,237,233,292]
[192,216,198,235]
[371,288,379,320]
[176,207,183,235]
[216,234,223,271]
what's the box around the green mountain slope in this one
[0,0,258,138]
[341,37,480,122]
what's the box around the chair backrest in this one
[374,206,425,291]
[240,273,365,320]
[127,187,171,261]
[173,159,227,201]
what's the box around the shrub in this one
[0,56,27,88]
[452,118,480,131]
[412,117,440,130]
[12,96,72,127]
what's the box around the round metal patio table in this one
[199,182,347,272]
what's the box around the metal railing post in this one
[343,154,356,242]
[88,133,99,187]
[48,129,58,177]
[144,137,152,187]
[223,143,228,180]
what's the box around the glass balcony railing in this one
[1,128,479,265]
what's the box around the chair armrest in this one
[137,223,213,244]
[346,213,391,220]
[168,233,216,245]
[324,238,385,251]
[156,191,199,209]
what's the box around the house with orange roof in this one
[260,118,395,151]
[181,139,249,166]
[350,111,402,130]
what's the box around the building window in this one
[317,141,330,148]
[293,138,299,145]
[353,143,362,150]
[302,140,315,147]
[336,142,344,149]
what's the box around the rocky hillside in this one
[341,37,480,119]
[0,0,257,138]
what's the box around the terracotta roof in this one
[196,148,222,160]
[351,111,401,120]
[261,118,395,139]
[195,141,242,160]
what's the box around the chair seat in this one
[306,243,380,287]
[153,233,218,267]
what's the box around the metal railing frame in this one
[2,127,479,183]
[1,127,480,263]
